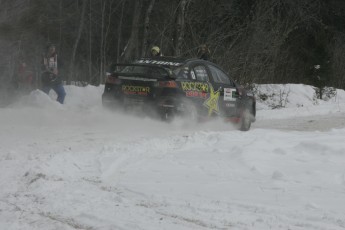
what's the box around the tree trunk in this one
[102,0,116,81]
[174,0,187,56]
[99,0,106,85]
[88,0,92,83]
[117,0,125,62]
[68,0,87,85]
[141,0,155,57]
[123,0,143,62]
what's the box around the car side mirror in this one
[235,87,246,98]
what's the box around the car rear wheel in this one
[180,99,199,123]
[239,107,252,131]
[160,107,174,122]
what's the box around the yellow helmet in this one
[151,46,160,54]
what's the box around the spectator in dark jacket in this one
[198,44,210,61]
[41,43,66,104]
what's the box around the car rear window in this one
[114,65,171,79]
[208,65,231,85]
[172,67,190,79]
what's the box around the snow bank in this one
[3,83,345,124]
[255,84,345,120]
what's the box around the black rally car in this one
[102,56,256,131]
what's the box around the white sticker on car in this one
[225,103,235,107]
[224,88,236,101]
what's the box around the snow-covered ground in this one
[1,84,345,230]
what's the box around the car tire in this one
[160,107,174,122]
[239,106,252,131]
[180,99,199,124]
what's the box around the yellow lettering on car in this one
[203,85,220,116]
[122,85,150,93]
[181,82,209,92]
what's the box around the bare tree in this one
[116,0,125,63]
[123,0,143,62]
[1,0,345,89]
[88,0,92,83]
[173,0,188,56]
[141,0,156,57]
[68,0,87,84]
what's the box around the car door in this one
[179,63,212,117]
[206,64,238,117]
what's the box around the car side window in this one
[190,69,196,80]
[208,65,231,85]
[173,67,190,79]
[192,65,209,82]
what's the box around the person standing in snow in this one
[41,43,66,104]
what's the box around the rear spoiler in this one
[107,63,176,80]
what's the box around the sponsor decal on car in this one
[224,88,237,101]
[181,82,209,98]
[122,85,150,96]
[185,91,207,99]
[136,59,181,66]
[203,85,220,116]
[181,82,209,92]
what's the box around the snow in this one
[255,84,345,119]
[1,84,345,230]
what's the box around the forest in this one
[1,0,345,90]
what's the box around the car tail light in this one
[105,74,121,84]
[158,81,177,88]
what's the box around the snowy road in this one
[1,86,345,230]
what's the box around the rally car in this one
[102,56,256,131]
